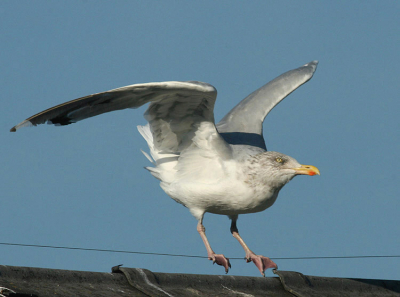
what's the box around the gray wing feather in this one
[10,81,216,132]
[217,61,318,137]
[11,80,230,156]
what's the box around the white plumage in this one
[11,61,320,276]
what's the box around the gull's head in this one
[248,151,320,188]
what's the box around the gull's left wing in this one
[10,81,215,131]
[11,81,233,156]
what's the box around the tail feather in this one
[145,166,162,180]
[138,124,162,162]
[140,149,154,164]
[138,124,178,183]
[137,124,153,144]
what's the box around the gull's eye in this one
[276,157,283,163]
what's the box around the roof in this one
[0,264,399,296]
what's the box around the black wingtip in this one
[10,127,16,132]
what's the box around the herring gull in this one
[10,61,320,276]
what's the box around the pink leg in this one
[197,221,231,273]
[230,219,277,276]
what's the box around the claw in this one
[230,223,278,276]
[246,254,277,276]
[209,253,231,273]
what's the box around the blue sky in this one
[2,1,399,280]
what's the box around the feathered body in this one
[139,122,300,218]
[11,61,320,276]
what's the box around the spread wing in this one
[217,61,318,149]
[10,81,231,155]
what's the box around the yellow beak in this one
[292,164,320,176]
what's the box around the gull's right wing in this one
[217,61,318,149]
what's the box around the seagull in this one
[10,61,320,276]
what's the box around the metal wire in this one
[1,242,399,261]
